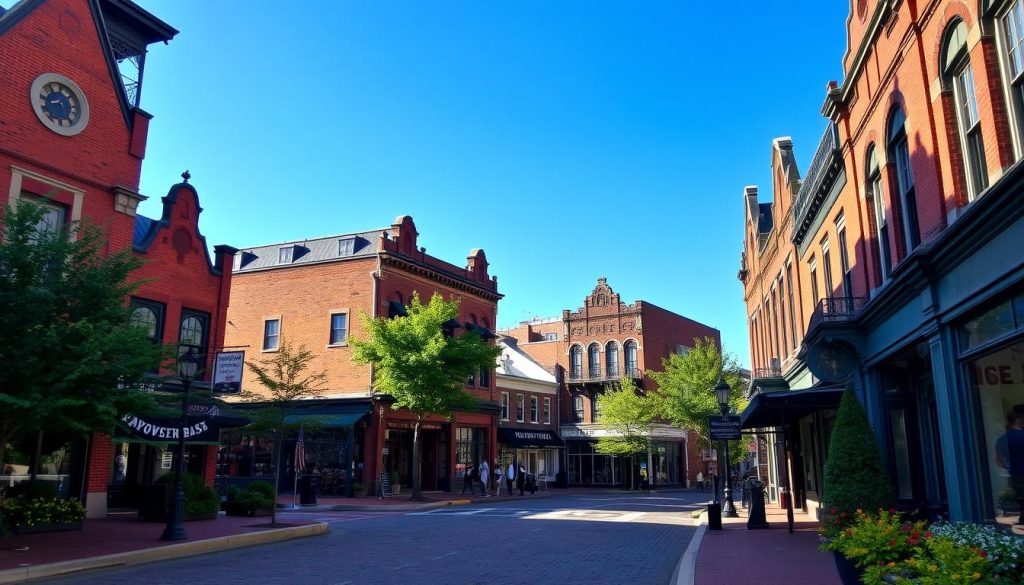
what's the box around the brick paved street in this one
[46,492,703,585]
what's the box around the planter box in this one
[223,502,273,517]
[12,521,82,535]
[833,551,864,585]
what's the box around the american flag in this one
[294,426,305,475]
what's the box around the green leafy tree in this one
[242,340,327,525]
[0,204,162,470]
[594,381,658,490]
[648,337,749,470]
[821,386,893,537]
[351,292,501,500]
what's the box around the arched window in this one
[997,0,1024,159]
[605,341,619,377]
[866,145,892,282]
[624,340,638,376]
[569,345,583,379]
[588,343,601,379]
[131,307,158,340]
[888,107,921,252]
[944,19,988,199]
[573,394,585,422]
[178,310,209,369]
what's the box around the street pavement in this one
[45,491,705,585]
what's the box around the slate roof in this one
[233,229,384,273]
[758,202,774,234]
[133,214,156,248]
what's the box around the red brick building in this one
[739,0,1024,525]
[503,278,720,488]
[223,215,501,495]
[0,0,236,517]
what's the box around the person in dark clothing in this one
[462,464,475,495]
[506,460,516,495]
[516,463,526,496]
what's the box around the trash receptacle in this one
[299,474,318,506]
[707,502,722,530]
[779,489,790,510]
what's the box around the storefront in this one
[215,398,372,498]
[561,424,687,488]
[497,428,562,482]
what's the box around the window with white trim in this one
[944,19,988,199]
[998,0,1024,159]
[329,313,348,345]
[500,392,510,421]
[867,146,892,282]
[516,394,525,422]
[530,396,539,423]
[543,397,551,424]
[263,318,280,351]
[888,107,921,252]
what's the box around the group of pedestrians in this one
[461,459,532,497]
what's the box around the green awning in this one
[284,412,365,428]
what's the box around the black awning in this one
[497,428,563,448]
[740,386,844,429]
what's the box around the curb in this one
[328,500,467,512]
[0,522,329,584]
[673,519,707,585]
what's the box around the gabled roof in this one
[497,338,556,383]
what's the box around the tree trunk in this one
[271,427,281,526]
[29,430,43,481]
[411,418,422,501]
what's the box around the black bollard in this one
[746,478,769,530]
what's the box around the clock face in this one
[30,74,89,136]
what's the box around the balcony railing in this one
[792,123,842,245]
[568,367,642,383]
[808,296,868,331]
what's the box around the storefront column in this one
[447,423,457,492]
[83,433,111,518]
[346,428,356,497]
[928,331,983,521]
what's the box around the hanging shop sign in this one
[212,351,245,394]
[119,413,219,443]
[709,415,742,441]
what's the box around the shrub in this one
[225,481,275,515]
[156,472,219,520]
[820,387,893,537]
[6,480,58,500]
[879,535,993,585]
[1,495,85,530]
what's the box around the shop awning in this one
[114,414,222,445]
[497,428,563,448]
[740,386,844,429]
[284,412,366,428]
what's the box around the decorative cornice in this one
[379,252,503,302]
[112,185,146,216]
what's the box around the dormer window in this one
[338,237,355,256]
[279,247,293,263]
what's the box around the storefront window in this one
[969,341,1024,526]
[216,431,275,478]
[455,427,486,478]
[960,300,1015,350]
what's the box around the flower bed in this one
[1,495,86,535]
[822,509,1024,584]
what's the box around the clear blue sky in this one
[13,1,855,366]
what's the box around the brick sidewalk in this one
[694,503,841,585]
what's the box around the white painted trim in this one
[8,165,85,227]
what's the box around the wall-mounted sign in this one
[212,351,245,394]
[386,421,443,431]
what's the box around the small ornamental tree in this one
[820,386,893,538]
[351,292,501,501]
[0,204,162,470]
[594,381,657,490]
[242,340,327,526]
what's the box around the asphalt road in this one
[49,491,706,585]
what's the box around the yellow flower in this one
[929,564,938,572]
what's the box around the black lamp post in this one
[716,377,739,518]
[161,347,199,541]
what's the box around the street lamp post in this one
[715,378,739,518]
[161,347,199,541]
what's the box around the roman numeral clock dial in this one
[30,73,90,136]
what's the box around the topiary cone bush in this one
[821,386,893,539]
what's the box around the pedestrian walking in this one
[516,463,526,496]
[506,460,516,495]
[462,463,475,494]
[479,459,490,497]
[696,471,704,491]
[494,463,504,496]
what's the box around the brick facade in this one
[0,0,234,518]
[224,215,501,493]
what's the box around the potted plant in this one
[819,387,894,584]
[155,472,220,521]
[1,495,85,535]
[390,471,401,496]
[997,487,1019,516]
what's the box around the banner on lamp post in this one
[709,415,741,440]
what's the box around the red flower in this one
[889,539,897,546]
[978,549,987,559]
[924,531,934,539]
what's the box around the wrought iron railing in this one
[808,296,868,331]
[567,367,643,383]
[792,123,841,243]
[752,367,783,379]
